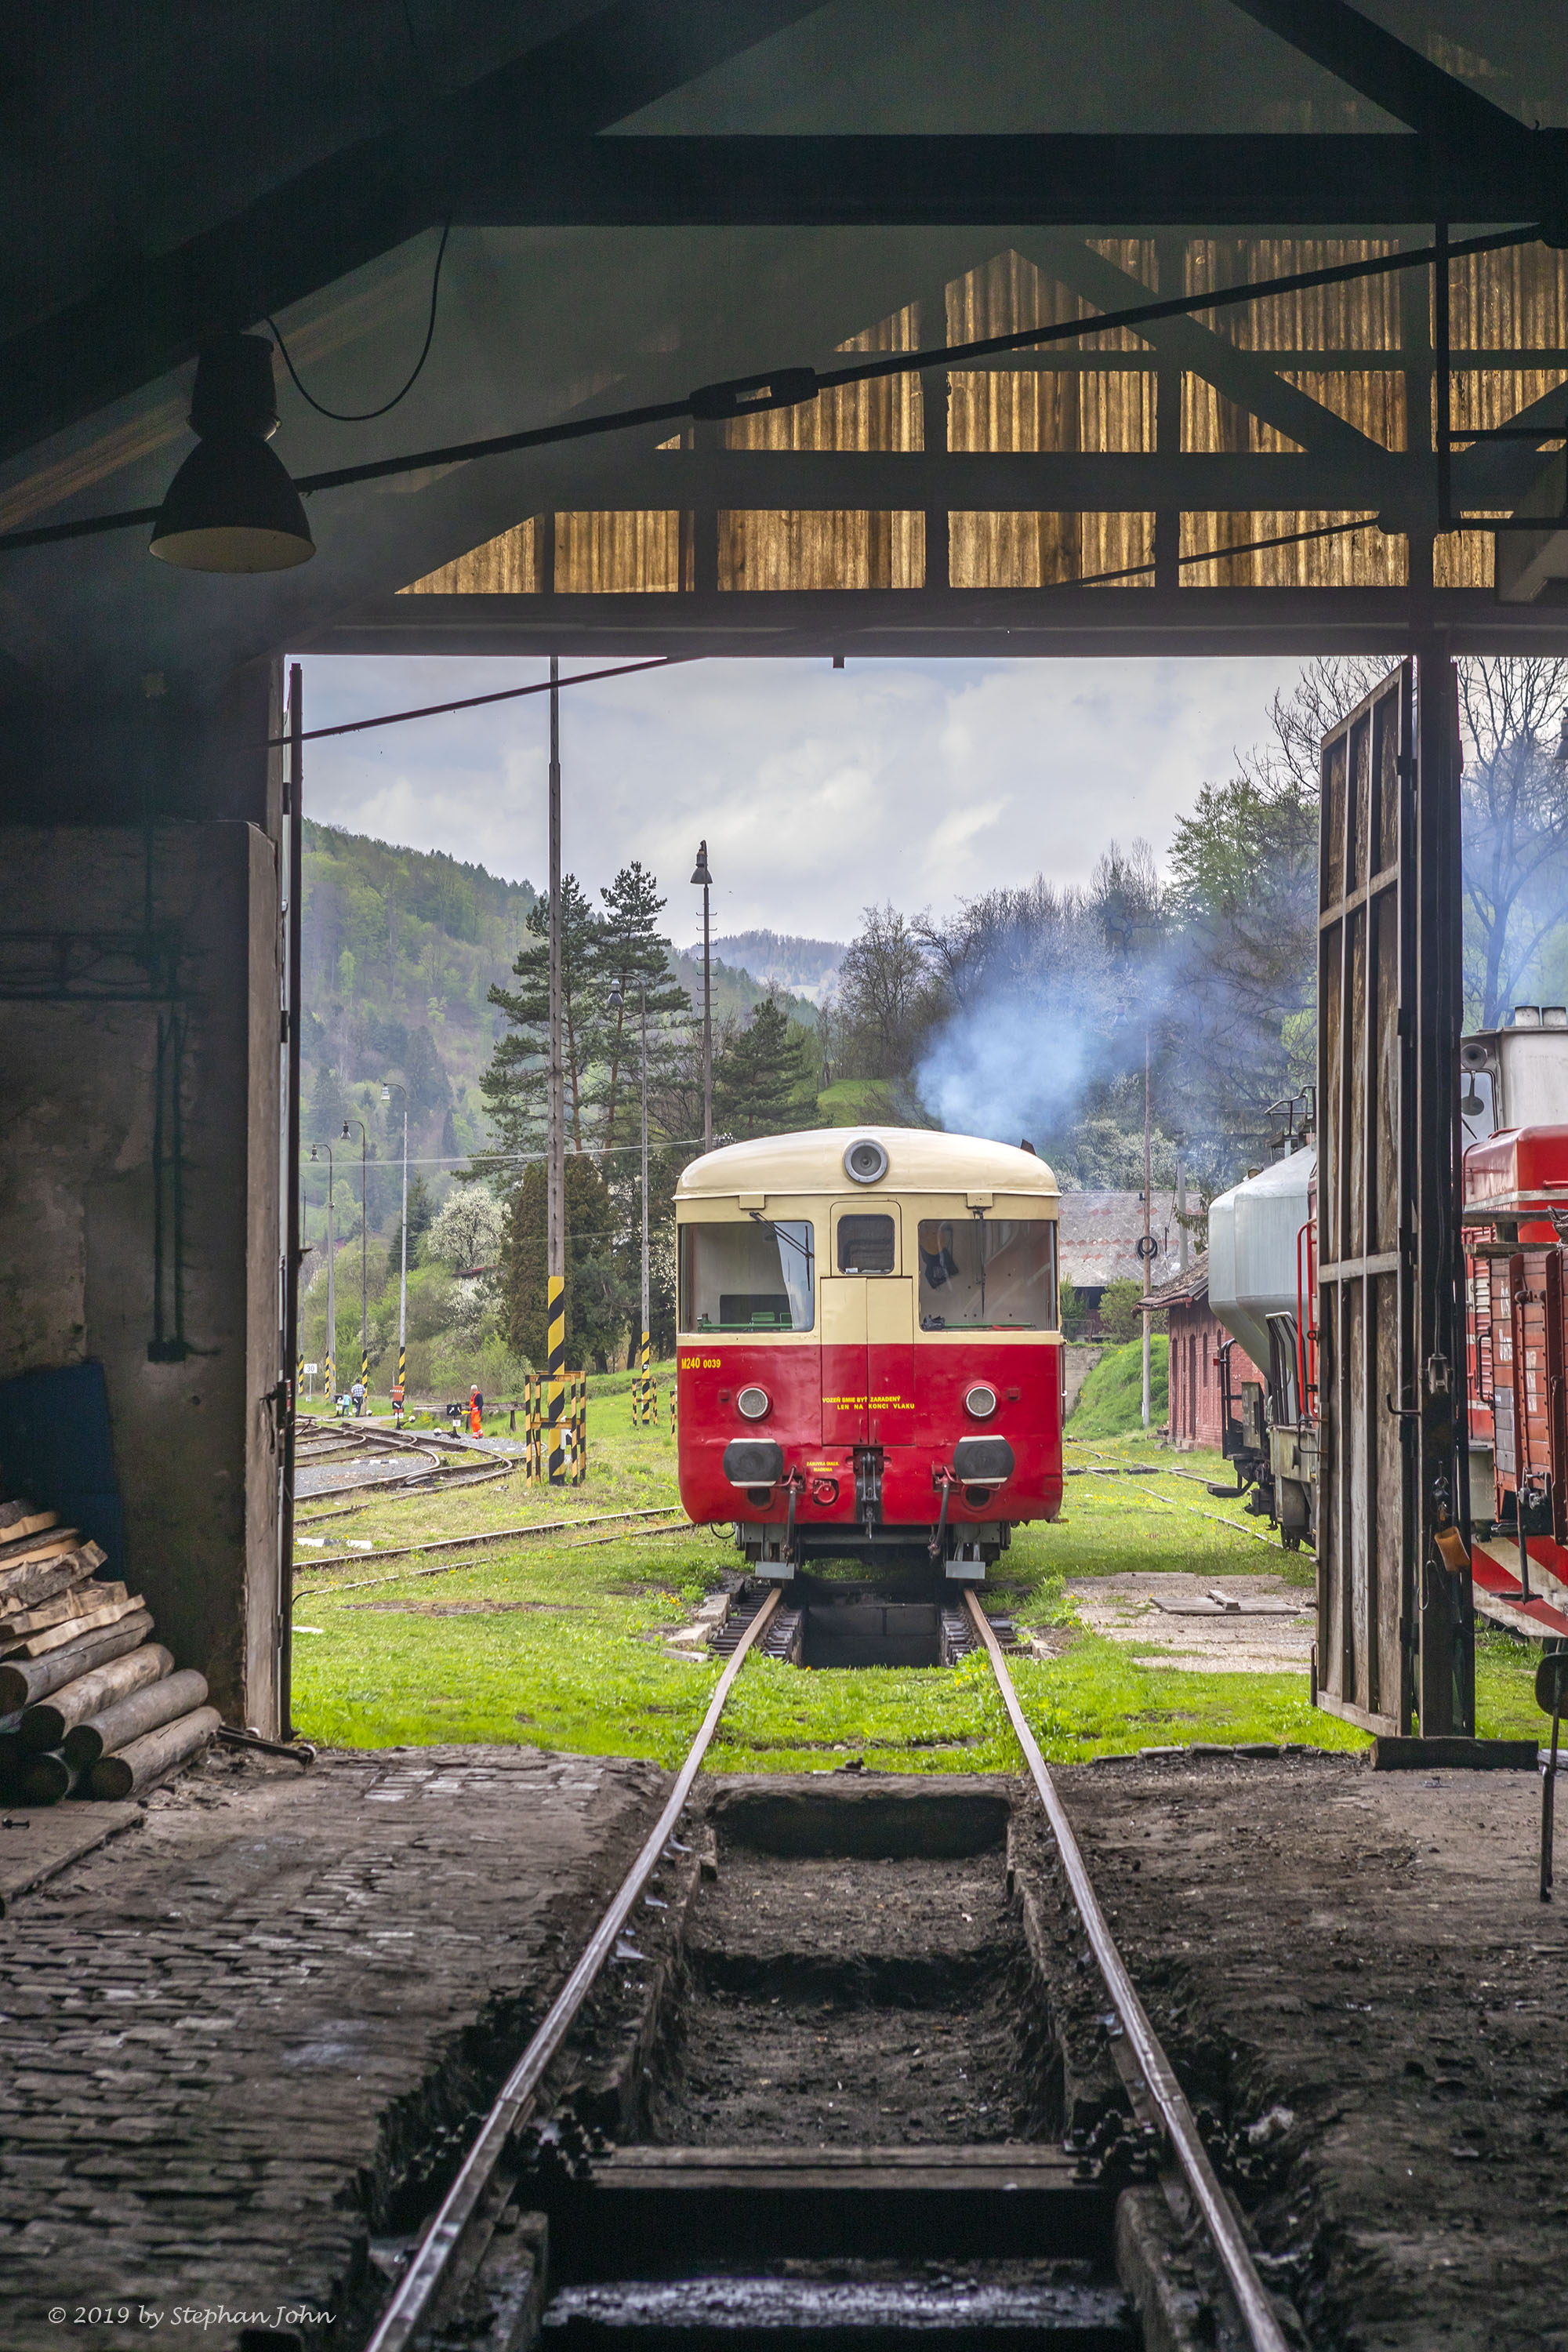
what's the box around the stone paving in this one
[0,1745,666,2350]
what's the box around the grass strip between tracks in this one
[293,1502,686,1576]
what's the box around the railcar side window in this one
[679,1220,815,1333]
[916,1216,1057,1330]
[837,1214,895,1273]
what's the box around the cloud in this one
[295,651,1307,942]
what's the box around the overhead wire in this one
[0,219,1544,556]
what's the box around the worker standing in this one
[469,1385,482,1436]
[390,1376,405,1429]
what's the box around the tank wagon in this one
[1203,1010,1568,1639]
[675,1128,1062,1581]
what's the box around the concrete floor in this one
[0,1746,666,2350]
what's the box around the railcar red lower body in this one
[677,1338,1062,1566]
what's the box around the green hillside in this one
[300,820,539,1189]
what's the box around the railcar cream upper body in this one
[675,1127,1061,1348]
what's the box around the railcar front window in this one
[680,1220,815,1333]
[917,1216,1057,1330]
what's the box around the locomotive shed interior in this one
[9,3,1568,2347]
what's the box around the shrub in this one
[1070,1336,1169,1437]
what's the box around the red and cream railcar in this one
[675,1129,1062,1581]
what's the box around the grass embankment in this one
[289,1392,1544,1766]
[1070,1337,1169,1437]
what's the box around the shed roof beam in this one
[1016,234,1386,459]
[306,583,1568,665]
[453,130,1566,229]
[1225,0,1530,145]
[627,445,1412,510]
[0,0,826,469]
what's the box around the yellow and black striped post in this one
[361,1343,369,1387]
[639,1328,652,1425]
[579,1371,588,1482]
[547,1277,565,1484]
[670,1385,677,1438]
[397,1341,406,1392]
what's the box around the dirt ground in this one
[1041,1751,1568,2352]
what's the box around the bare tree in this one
[1457,659,1568,1026]
[831,903,939,1079]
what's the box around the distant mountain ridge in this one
[688,930,845,1004]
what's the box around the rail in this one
[964,1589,1292,2352]
[363,1584,782,2352]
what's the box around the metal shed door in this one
[1316,663,1414,1735]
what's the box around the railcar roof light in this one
[150,335,315,572]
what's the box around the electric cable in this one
[0,220,1543,556]
[267,221,451,422]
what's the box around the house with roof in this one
[1057,1190,1183,1334]
[1145,1251,1266,1453]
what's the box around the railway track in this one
[357,1588,1298,2352]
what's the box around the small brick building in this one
[1149,1252,1266,1452]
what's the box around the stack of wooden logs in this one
[0,1494,219,1804]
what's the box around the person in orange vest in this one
[469,1385,482,1436]
[391,1377,405,1429]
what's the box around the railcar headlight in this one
[964,1383,998,1419]
[844,1136,888,1185]
[737,1385,771,1421]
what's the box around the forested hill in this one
[300,822,818,1196]
[301,821,539,1173]
[698,931,844,1003]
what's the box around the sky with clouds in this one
[296,653,1309,948]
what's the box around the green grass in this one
[1069,1337,1169,1437]
[288,1403,1544,1768]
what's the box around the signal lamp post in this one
[610,979,652,1422]
[383,1081,409,1406]
[310,1142,336,1403]
[691,839,713,1154]
[343,1116,370,1403]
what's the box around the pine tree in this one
[501,1153,631,1372]
[593,862,690,1148]
[483,877,602,1153]
[386,1174,434,1273]
[714,993,818,1139]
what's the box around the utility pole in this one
[547,656,566,1483]
[641,982,650,1419]
[1142,1033,1152,1431]
[383,1082,408,1403]
[692,839,713,1152]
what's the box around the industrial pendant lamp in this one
[150,334,314,572]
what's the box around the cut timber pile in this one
[0,1493,217,1806]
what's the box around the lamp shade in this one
[150,434,315,572]
[691,839,713,887]
[150,333,314,572]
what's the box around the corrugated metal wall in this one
[401,240,1568,599]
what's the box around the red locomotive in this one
[674,1129,1062,1584]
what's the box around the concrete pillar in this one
[0,663,287,1732]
